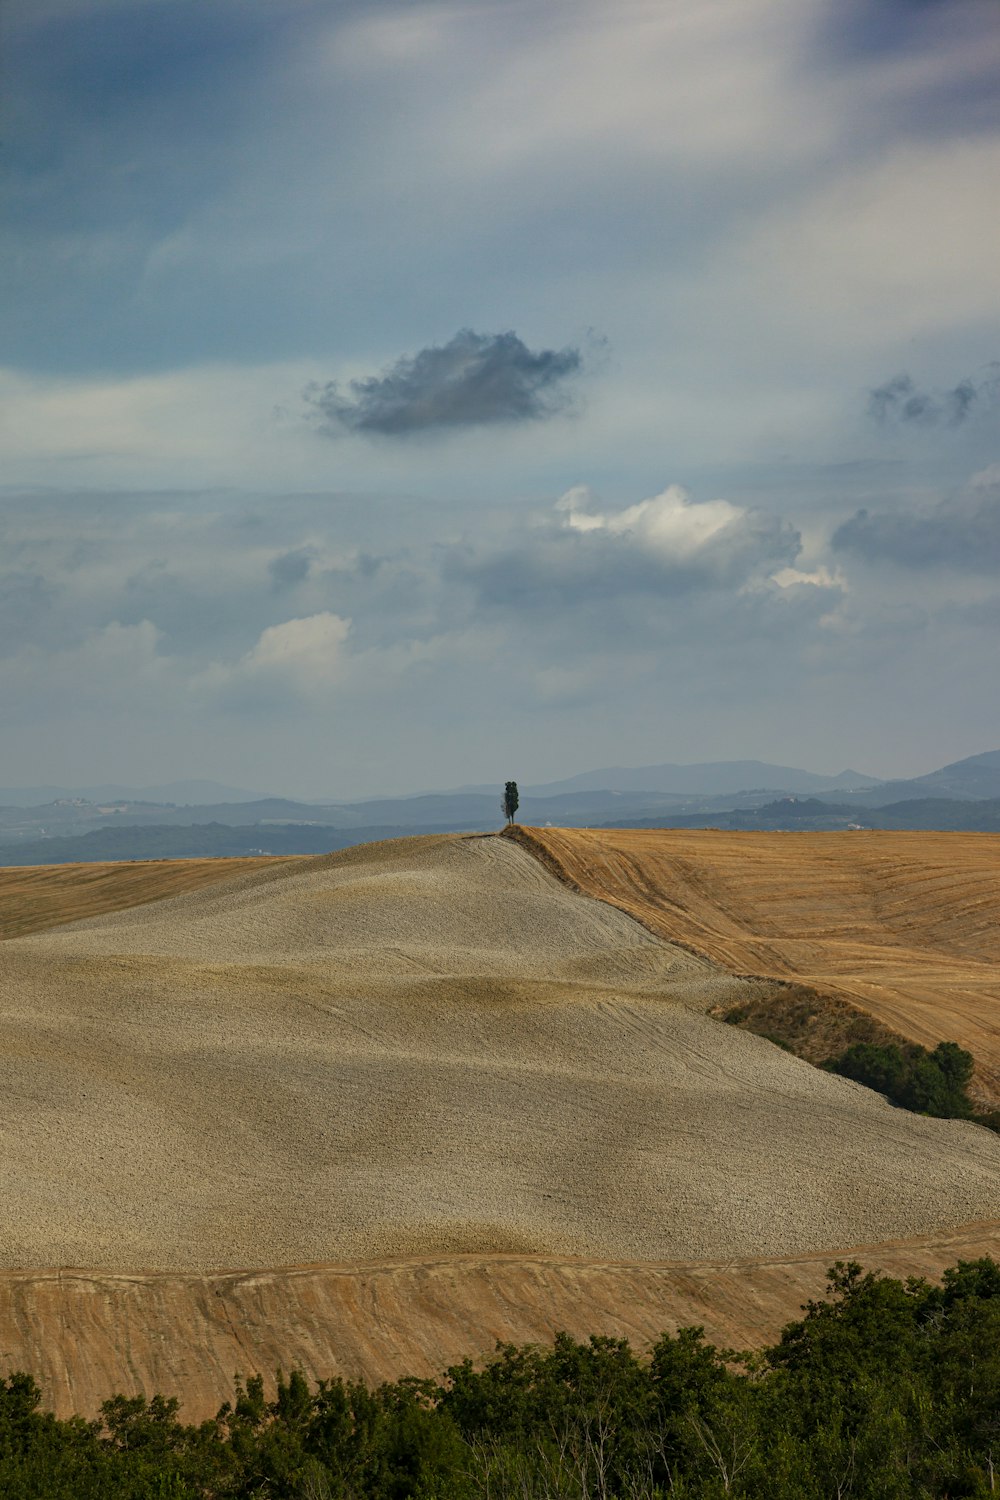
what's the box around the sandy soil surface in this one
[517,827,1000,1100]
[3,832,1000,1275]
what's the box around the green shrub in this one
[826,1039,977,1121]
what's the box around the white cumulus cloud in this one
[242,612,351,688]
[556,483,746,558]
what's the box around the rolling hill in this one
[2,831,1000,1415]
[10,833,995,1270]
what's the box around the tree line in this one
[5,1257,1000,1495]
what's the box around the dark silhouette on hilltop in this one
[503,781,519,825]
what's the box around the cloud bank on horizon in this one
[0,0,998,795]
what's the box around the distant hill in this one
[6,751,1000,818]
[0,822,469,864]
[101,798,348,829]
[869,798,1000,831]
[521,760,881,797]
[0,788,798,850]
[841,750,1000,806]
[0,780,267,808]
[453,753,1000,811]
[4,750,1000,857]
[0,796,345,847]
[604,796,1000,834]
[7,792,1000,864]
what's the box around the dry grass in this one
[8,1221,1000,1421]
[713,978,909,1066]
[0,856,303,940]
[512,826,1000,1103]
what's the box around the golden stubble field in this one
[2,830,1000,1417]
[0,855,304,939]
[516,826,1000,1102]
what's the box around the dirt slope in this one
[515,827,1000,1099]
[7,1222,1000,1421]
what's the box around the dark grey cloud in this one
[832,478,1000,571]
[304,329,584,437]
[868,366,1000,428]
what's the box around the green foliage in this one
[826,1038,983,1122]
[502,780,519,824]
[12,1259,1000,1493]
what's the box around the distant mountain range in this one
[521,760,881,797]
[606,795,1000,834]
[0,780,265,808]
[832,750,1000,806]
[452,759,881,798]
[2,750,1000,862]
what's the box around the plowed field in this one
[514,826,1000,1099]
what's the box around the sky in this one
[1,0,999,799]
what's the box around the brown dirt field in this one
[512,827,1000,1103]
[6,1222,1000,1420]
[0,856,305,940]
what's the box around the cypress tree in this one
[503,781,519,825]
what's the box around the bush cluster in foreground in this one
[5,1259,1000,1496]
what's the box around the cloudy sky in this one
[1,0,999,797]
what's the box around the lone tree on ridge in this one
[503,780,519,825]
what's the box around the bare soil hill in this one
[514,827,1000,1103]
[4,833,1000,1272]
[4,832,1000,1415]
